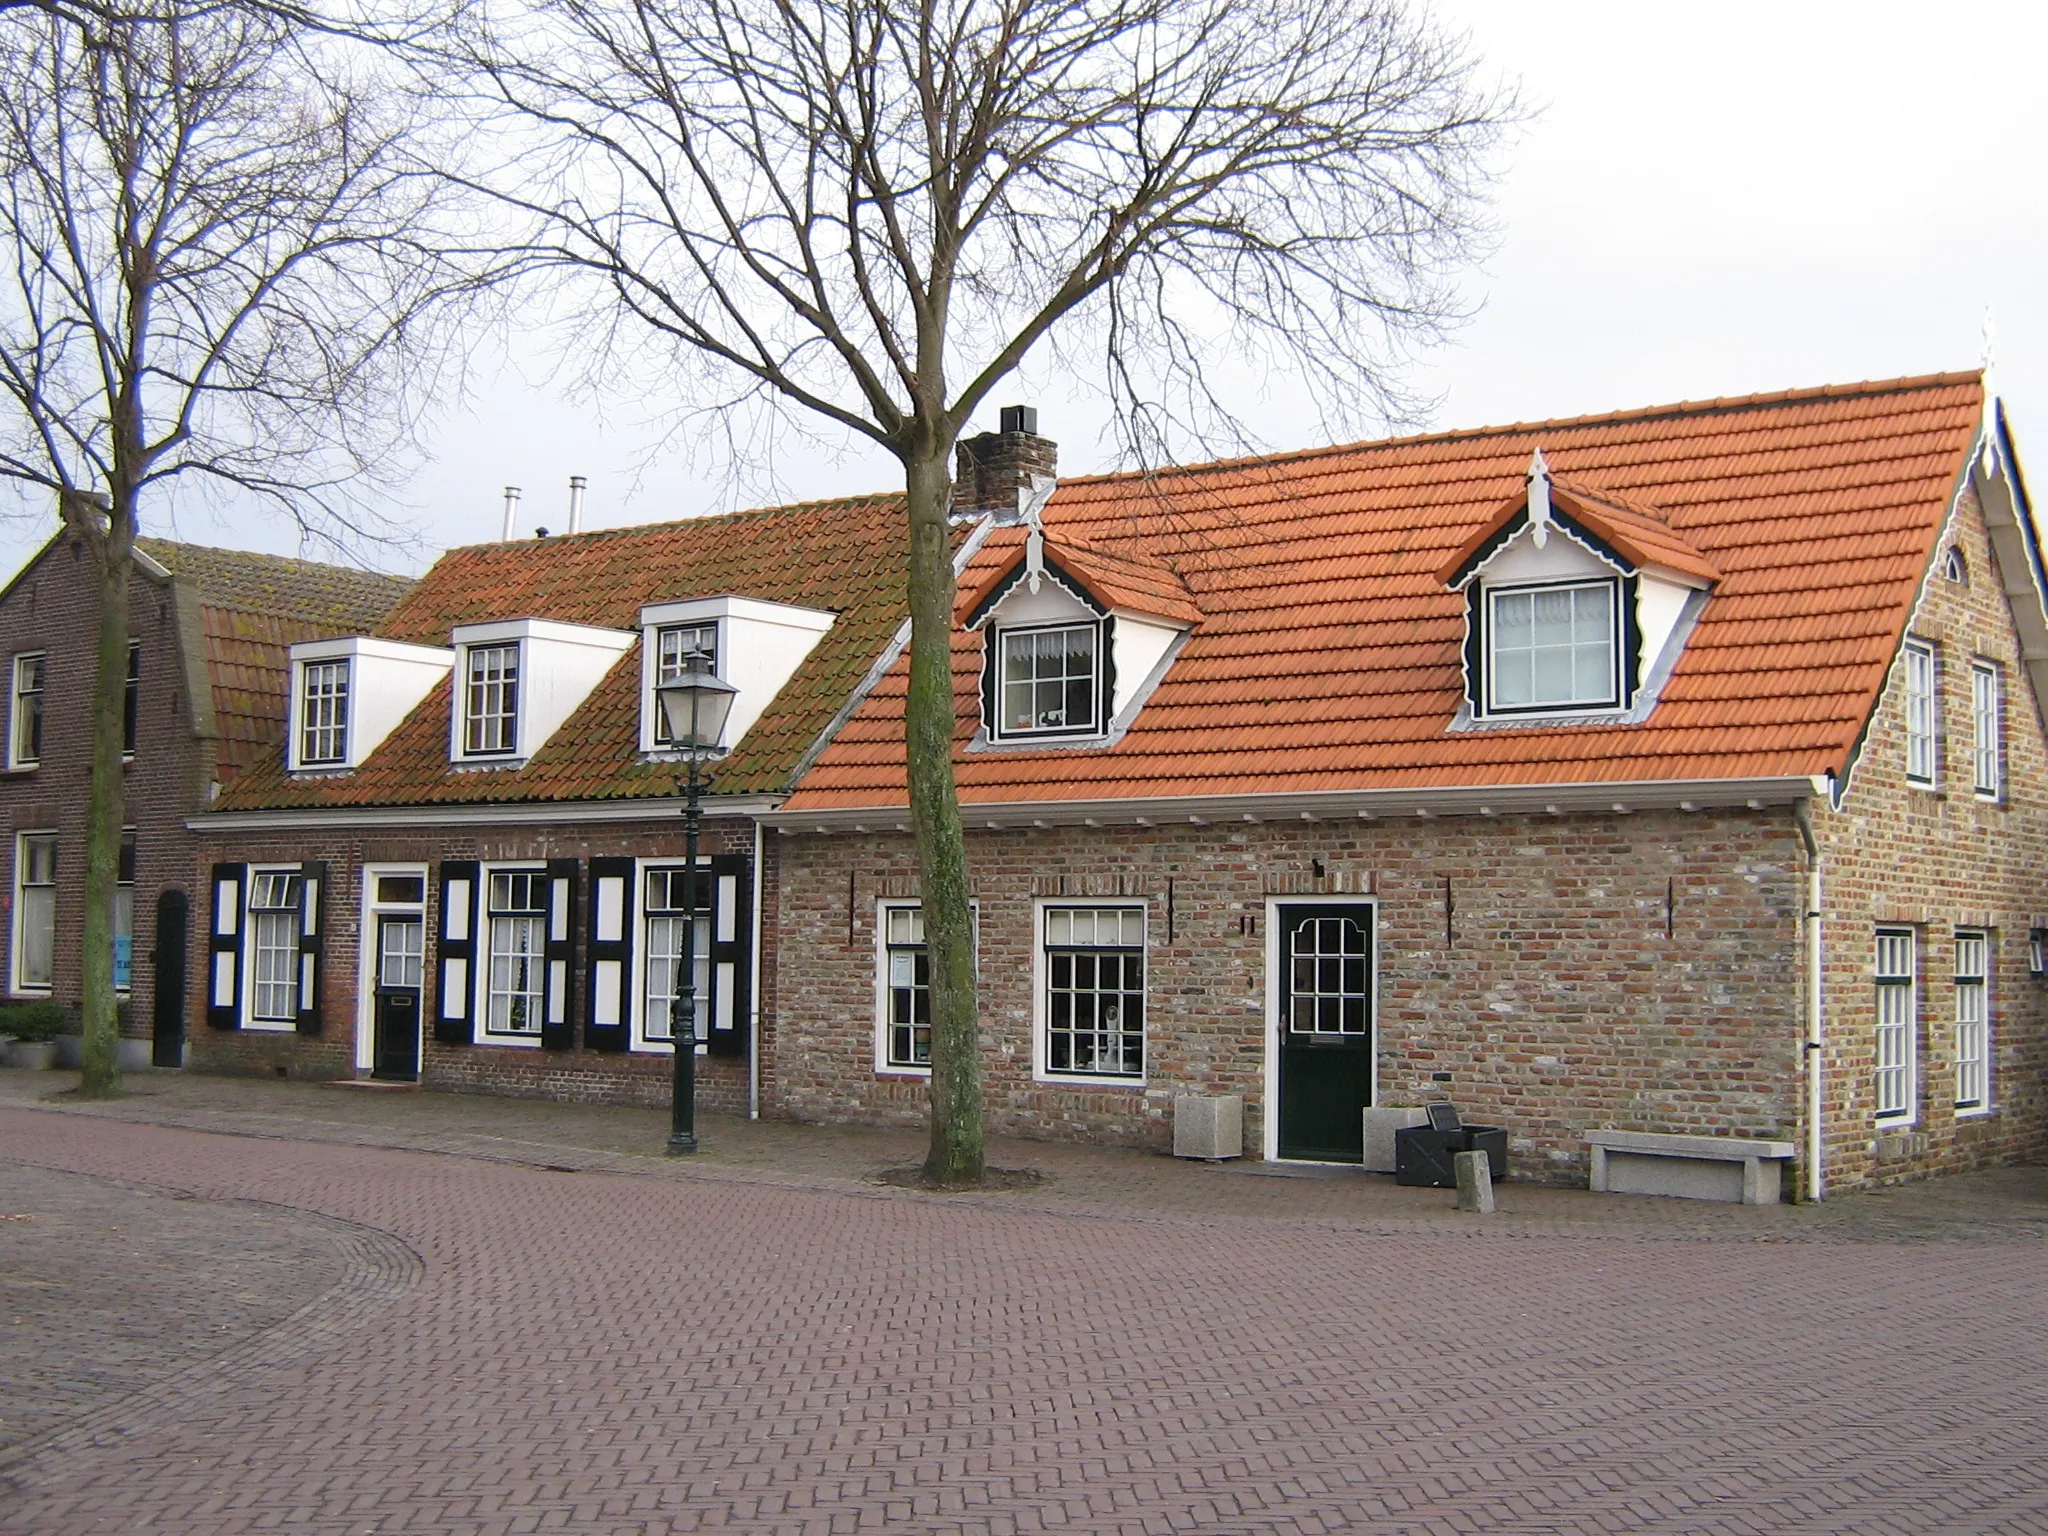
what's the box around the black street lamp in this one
[654,666,738,1155]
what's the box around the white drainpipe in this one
[748,817,764,1120]
[1794,797,1825,1201]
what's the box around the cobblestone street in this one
[2,1071,2046,1535]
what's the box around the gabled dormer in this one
[1437,451,1720,726]
[287,637,453,773]
[635,594,836,756]
[961,500,1200,747]
[448,618,635,767]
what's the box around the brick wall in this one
[190,815,760,1114]
[765,807,1808,1182]
[1815,485,2048,1187]
[0,538,214,1037]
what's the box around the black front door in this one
[1275,903,1376,1162]
[151,889,188,1068]
[372,913,424,1081]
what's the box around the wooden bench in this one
[1586,1129,1795,1206]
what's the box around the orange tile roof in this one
[214,494,915,809]
[136,540,413,784]
[960,531,1203,628]
[1436,477,1722,588]
[788,372,1992,811]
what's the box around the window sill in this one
[1954,1104,1993,1119]
[876,1063,931,1079]
[477,1031,542,1049]
[1036,1072,1147,1090]
[243,1018,297,1033]
[0,764,38,776]
[633,1040,707,1055]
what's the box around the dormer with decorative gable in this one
[960,495,1200,747]
[1436,451,1721,726]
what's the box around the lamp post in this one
[654,666,738,1156]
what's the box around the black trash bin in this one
[1394,1124,1508,1188]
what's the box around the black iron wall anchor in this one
[1666,876,1676,940]
[1443,875,1454,949]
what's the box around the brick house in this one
[767,372,2048,1193]
[195,495,914,1111]
[193,371,2046,1195]
[0,534,410,1062]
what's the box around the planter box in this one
[116,1038,154,1071]
[1362,1107,1431,1172]
[6,1040,58,1070]
[1173,1094,1244,1160]
[53,1034,82,1069]
[1394,1125,1508,1189]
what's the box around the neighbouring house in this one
[0,534,411,1063]
[191,371,2047,1195]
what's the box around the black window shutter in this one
[206,862,246,1031]
[540,858,579,1051]
[584,856,634,1053]
[706,853,751,1059]
[435,860,479,1045]
[295,859,328,1035]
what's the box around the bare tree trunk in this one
[78,508,132,1099]
[905,444,982,1186]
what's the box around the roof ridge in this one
[1051,369,1985,489]
[437,490,909,559]
[135,536,410,583]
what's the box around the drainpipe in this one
[1793,797,1825,1201]
[748,818,764,1120]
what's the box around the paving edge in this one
[0,1164,425,1495]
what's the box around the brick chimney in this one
[954,405,1057,522]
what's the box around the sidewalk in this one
[4,1065,2044,1244]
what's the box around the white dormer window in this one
[998,622,1102,737]
[651,623,719,747]
[635,596,834,757]
[299,660,350,765]
[463,643,520,756]
[1485,579,1619,714]
[287,637,454,774]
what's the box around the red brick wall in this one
[765,808,1809,1181]
[189,816,760,1114]
[0,539,215,1036]
[1815,485,2048,1187]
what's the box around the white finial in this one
[1982,305,1996,373]
[1527,448,1552,550]
[1020,473,1056,593]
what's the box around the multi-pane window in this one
[485,870,545,1034]
[1954,933,1989,1112]
[1042,905,1145,1078]
[464,643,520,755]
[1487,580,1617,711]
[11,653,44,767]
[642,866,710,1043]
[13,832,55,991]
[883,905,932,1068]
[300,659,350,765]
[652,624,719,745]
[1903,641,1936,784]
[1875,929,1916,1120]
[379,916,424,990]
[1288,914,1373,1035]
[247,870,304,1023]
[1972,662,2002,799]
[114,832,135,992]
[999,624,1099,737]
[122,643,140,756]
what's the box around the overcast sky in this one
[5,0,2041,577]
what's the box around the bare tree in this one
[0,0,477,1095]
[459,0,1510,1184]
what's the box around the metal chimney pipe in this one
[568,475,588,535]
[501,486,522,542]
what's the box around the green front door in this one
[1275,904,1376,1161]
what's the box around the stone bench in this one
[1586,1129,1795,1206]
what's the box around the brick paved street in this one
[2,1077,2046,1535]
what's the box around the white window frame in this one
[993,620,1105,741]
[1903,640,1937,786]
[627,857,741,1054]
[1875,928,1917,1123]
[11,830,56,993]
[121,642,140,759]
[1953,931,1990,1115]
[1032,900,1147,1086]
[299,657,351,766]
[873,898,979,1077]
[354,864,429,1072]
[461,642,522,758]
[243,866,305,1031]
[1482,577,1622,716]
[476,864,547,1045]
[649,623,720,748]
[1971,661,2002,801]
[9,652,44,769]
[114,830,134,995]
